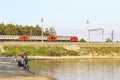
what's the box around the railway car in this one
[47,36,57,41]
[57,36,71,41]
[29,36,47,41]
[0,35,20,41]
[70,36,78,41]
[19,36,29,41]
[0,35,78,42]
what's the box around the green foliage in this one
[1,49,19,56]
[80,46,120,56]
[44,28,49,36]
[66,50,78,56]
[1,52,14,56]
[0,23,57,36]
[2,45,120,57]
[81,47,120,51]
[49,27,57,36]
[45,50,62,56]
[1,46,70,56]
[105,38,113,42]
[79,39,87,42]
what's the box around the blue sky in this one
[0,0,120,41]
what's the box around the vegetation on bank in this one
[79,47,120,56]
[0,45,120,57]
[0,46,78,56]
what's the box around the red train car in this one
[19,36,29,41]
[24,36,29,41]
[70,36,78,42]
[47,36,57,41]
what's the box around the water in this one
[29,59,120,80]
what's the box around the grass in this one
[1,46,78,56]
[1,44,120,57]
[79,46,120,56]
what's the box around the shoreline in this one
[0,56,57,80]
[29,56,120,60]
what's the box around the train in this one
[0,35,78,42]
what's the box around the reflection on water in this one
[29,59,120,80]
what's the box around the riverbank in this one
[0,56,57,80]
[29,56,120,60]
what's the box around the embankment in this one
[0,43,120,57]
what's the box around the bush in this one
[45,50,62,56]
[1,51,15,56]
[79,39,87,42]
[67,50,78,56]
[106,38,112,42]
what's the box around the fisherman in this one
[17,54,24,68]
[24,53,29,66]
[23,53,29,70]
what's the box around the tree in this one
[20,26,28,35]
[49,27,57,36]
[79,39,87,42]
[0,23,4,34]
[29,26,34,36]
[105,38,112,42]
[44,28,49,36]
[34,25,42,36]
[4,23,18,35]
[0,23,57,36]
[16,25,22,35]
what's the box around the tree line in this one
[0,23,57,36]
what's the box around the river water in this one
[29,59,120,80]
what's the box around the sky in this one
[0,0,120,41]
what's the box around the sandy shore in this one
[0,77,56,80]
[0,56,57,80]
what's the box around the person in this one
[17,54,24,68]
[13,55,17,63]
[24,53,29,66]
[23,53,29,70]
[20,54,24,65]
[17,59,24,68]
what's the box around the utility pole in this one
[102,30,104,42]
[111,30,114,42]
[86,20,90,43]
[41,18,44,43]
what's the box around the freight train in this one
[0,35,78,42]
